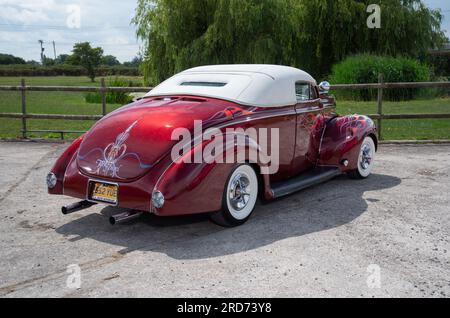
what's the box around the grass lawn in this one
[0,76,449,140]
[338,98,450,140]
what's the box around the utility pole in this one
[52,41,57,60]
[38,40,45,65]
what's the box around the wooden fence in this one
[0,76,449,140]
[0,79,151,139]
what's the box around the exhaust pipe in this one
[109,211,143,225]
[62,201,96,215]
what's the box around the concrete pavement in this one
[0,141,449,297]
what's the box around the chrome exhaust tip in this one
[62,201,96,215]
[109,211,143,225]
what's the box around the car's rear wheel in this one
[348,136,376,179]
[210,164,259,227]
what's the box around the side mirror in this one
[319,81,331,93]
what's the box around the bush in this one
[0,64,141,77]
[428,54,450,77]
[0,64,85,76]
[85,77,141,105]
[329,54,430,101]
[96,65,141,77]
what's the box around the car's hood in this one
[77,97,246,181]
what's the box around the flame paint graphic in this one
[75,120,153,179]
[95,121,139,178]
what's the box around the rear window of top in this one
[180,82,227,87]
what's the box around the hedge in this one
[329,54,431,101]
[0,64,141,77]
[85,77,142,104]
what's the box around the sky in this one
[0,0,449,63]
[0,0,142,62]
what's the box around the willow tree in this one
[133,0,446,84]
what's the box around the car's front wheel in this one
[210,164,259,227]
[348,136,376,179]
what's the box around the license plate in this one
[89,182,118,205]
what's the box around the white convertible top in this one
[145,64,316,107]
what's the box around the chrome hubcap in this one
[229,174,251,211]
[360,144,373,170]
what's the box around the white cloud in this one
[0,9,39,24]
[0,1,53,24]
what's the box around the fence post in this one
[377,74,384,140]
[101,78,106,116]
[21,79,27,139]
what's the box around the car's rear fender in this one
[153,131,271,216]
[48,135,84,195]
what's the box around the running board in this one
[271,167,342,199]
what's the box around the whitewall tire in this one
[210,164,259,227]
[348,137,376,179]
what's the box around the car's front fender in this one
[319,115,378,171]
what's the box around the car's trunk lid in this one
[77,97,243,181]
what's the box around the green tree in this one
[66,42,104,82]
[42,56,55,66]
[56,54,70,64]
[134,0,447,84]
[0,53,26,65]
[123,55,143,67]
[101,55,121,66]
[26,60,40,66]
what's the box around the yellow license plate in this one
[90,182,118,204]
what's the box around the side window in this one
[295,83,310,102]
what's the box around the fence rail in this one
[0,86,150,93]
[0,113,103,120]
[331,82,450,90]
[0,78,449,140]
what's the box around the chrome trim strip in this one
[318,120,328,162]
[62,171,66,196]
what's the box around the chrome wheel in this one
[357,137,376,178]
[225,165,258,222]
[228,174,251,211]
[360,144,373,170]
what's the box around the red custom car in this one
[47,65,377,227]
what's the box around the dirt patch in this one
[19,220,56,231]
[103,273,120,281]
